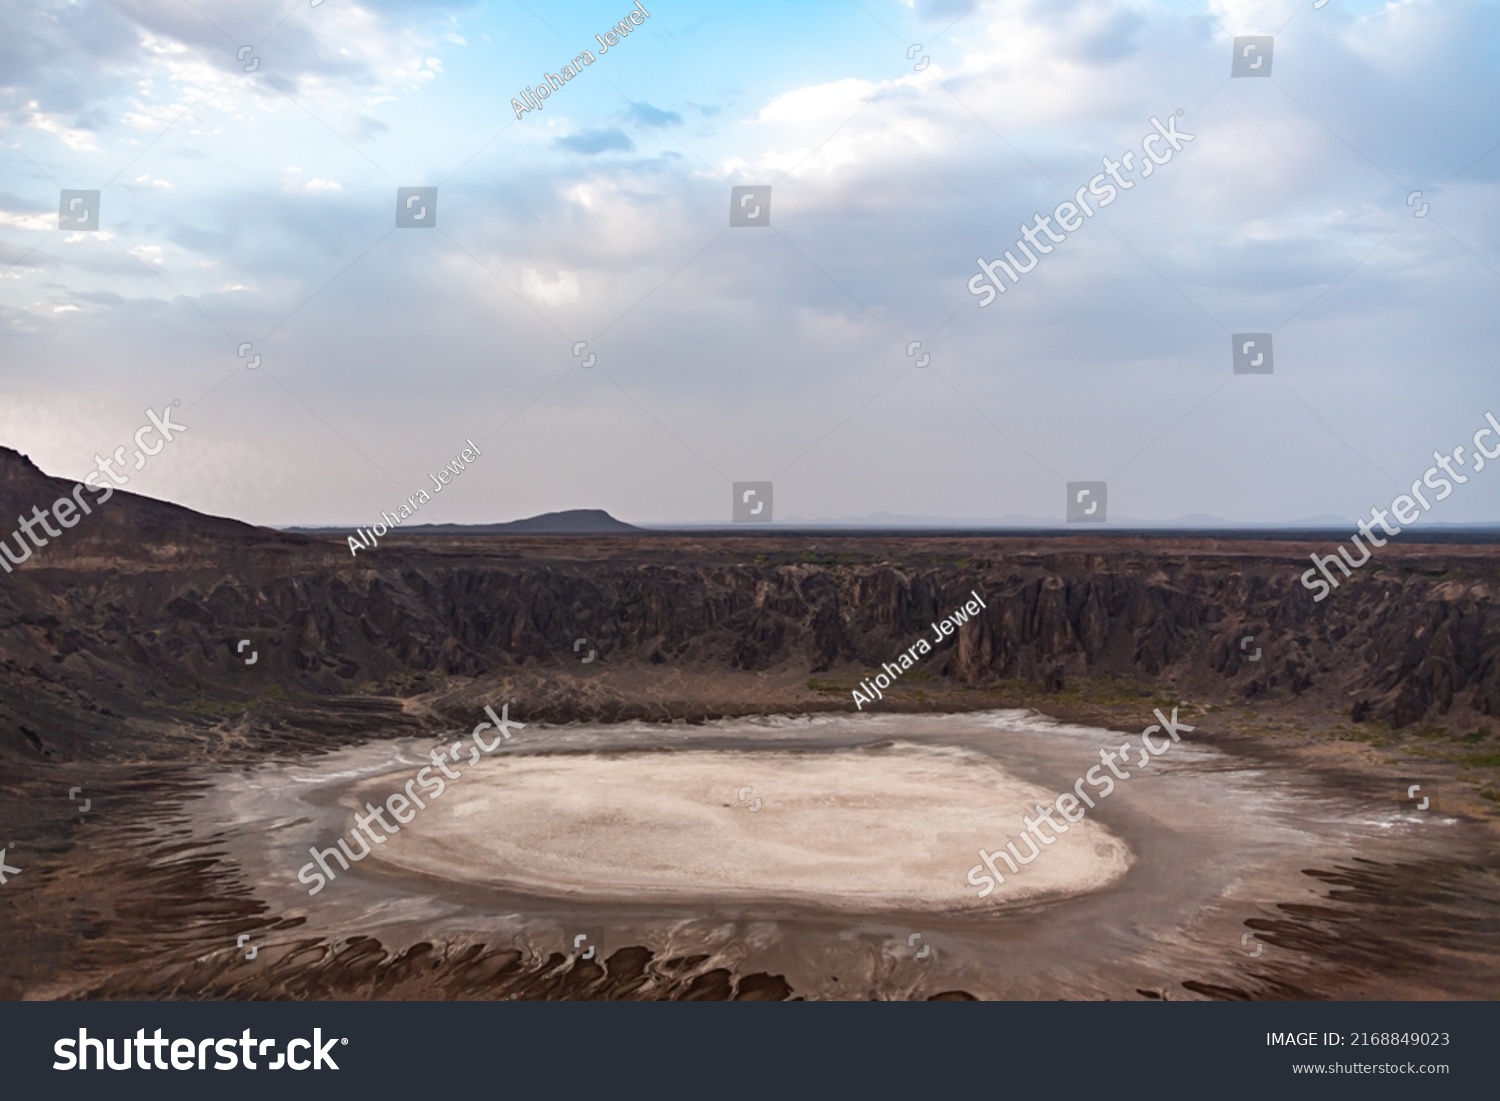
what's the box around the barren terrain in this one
[1,446,1498,1000]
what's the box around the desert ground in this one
[2,451,1499,999]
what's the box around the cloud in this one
[520,268,581,305]
[352,114,390,141]
[23,103,101,152]
[627,101,682,127]
[0,0,466,156]
[1,0,1497,529]
[279,167,344,194]
[0,208,52,232]
[554,127,636,155]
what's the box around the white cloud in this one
[521,268,581,306]
[24,103,100,152]
[1,0,1497,527]
[281,167,344,193]
[0,210,52,232]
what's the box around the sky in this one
[2,0,1498,528]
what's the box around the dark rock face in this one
[6,537,1500,759]
[1,447,1499,760]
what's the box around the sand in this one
[348,741,1132,911]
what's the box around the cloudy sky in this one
[2,0,1498,527]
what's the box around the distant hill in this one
[286,508,641,536]
[406,509,640,534]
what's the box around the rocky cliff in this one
[2,446,1499,763]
